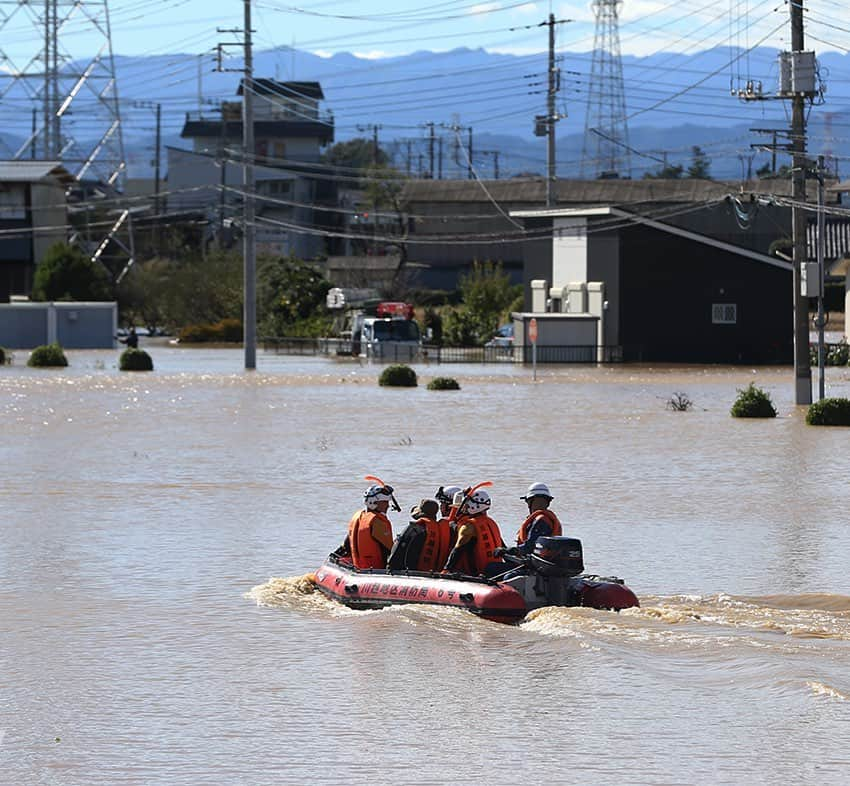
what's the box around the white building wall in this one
[552,217,588,289]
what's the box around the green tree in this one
[31,242,113,301]
[687,146,712,179]
[442,261,520,346]
[324,137,389,172]
[117,259,171,331]
[160,249,243,329]
[258,254,332,337]
[643,163,684,179]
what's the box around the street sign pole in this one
[529,318,538,381]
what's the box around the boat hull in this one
[313,559,639,624]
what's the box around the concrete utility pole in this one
[547,12,557,206]
[790,0,811,404]
[243,0,257,370]
[427,122,435,178]
[816,154,826,401]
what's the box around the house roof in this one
[181,119,334,145]
[238,79,324,100]
[0,161,75,185]
[402,177,794,206]
[510,204,793,272]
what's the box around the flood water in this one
[2,345,849,785]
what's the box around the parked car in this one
[485,323,514,358]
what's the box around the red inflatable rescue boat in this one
[314,536,639,624]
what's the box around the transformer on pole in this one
[581,0,631,179]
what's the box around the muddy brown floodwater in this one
[2,346,848,785]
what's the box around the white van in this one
[359,316,421,361]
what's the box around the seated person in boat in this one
[336,484,395,569]
[442,489,506,576]
[435,483,461,541]
[386,498,451,572]
[515,482,562,555]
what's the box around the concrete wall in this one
[0,302,117,349]
[31,181,67,263]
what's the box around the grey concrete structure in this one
[0,301,117,349]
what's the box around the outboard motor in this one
[531,537,584,577]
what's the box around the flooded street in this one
[2,346,849,785]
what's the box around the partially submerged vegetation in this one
[665,392,693,411]
[730,382,777,418]
[27,343,68,368]
[178,318,243,343]
[119,348,154,371]
[379,364,418,387]
[806,398,850,427]
[427,376,460,391]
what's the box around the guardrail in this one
[262,337,627,364]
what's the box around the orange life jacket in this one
[516,508,562,546]
[416,517,452,572]
[457,514,504,575]
[348,510,392,569]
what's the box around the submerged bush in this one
[27,342,68,368]
[806,397,850,427]
[379,364,418,387]
[178,318,243,343]
[810,341,850,367]
[666,392,693,411]
[0,347,5,365]
[119,348,154,371]
[427,376,461,391]
[730,382,776,419]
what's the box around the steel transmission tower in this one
[0,0,134,274]
[582,0,631,179]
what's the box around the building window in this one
[0,186,27,219]
[712,303,737,324]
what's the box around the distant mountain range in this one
[2,46,848,181]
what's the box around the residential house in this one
[167,80,335,258]
[401,177,798,363]
[0,161,72,301]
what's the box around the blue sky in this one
[2,0,836,63]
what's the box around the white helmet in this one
[364,484,392,511]
[521,482,553,501]
[463,489,491,516]
[436,485,462,504]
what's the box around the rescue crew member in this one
[515,482,562,555]
[435,485,462,520]
[386,499,451,573]
[336,484,395,569]
[435,484,462,547]
[443,488,505,576]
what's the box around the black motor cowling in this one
[531,537,584,577]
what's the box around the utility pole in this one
[216,16,256,370]
[547,12,557,206]
[428,122,435,178]
[467,127,473,179]
[438,137,443,179]
[790,0,811,404]
[133,101,163,243]
[816,155,826,401]
[482,150,500,179]
[357,124,382,164]
[243,0,256,370]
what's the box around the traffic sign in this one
[528,317,538,344]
